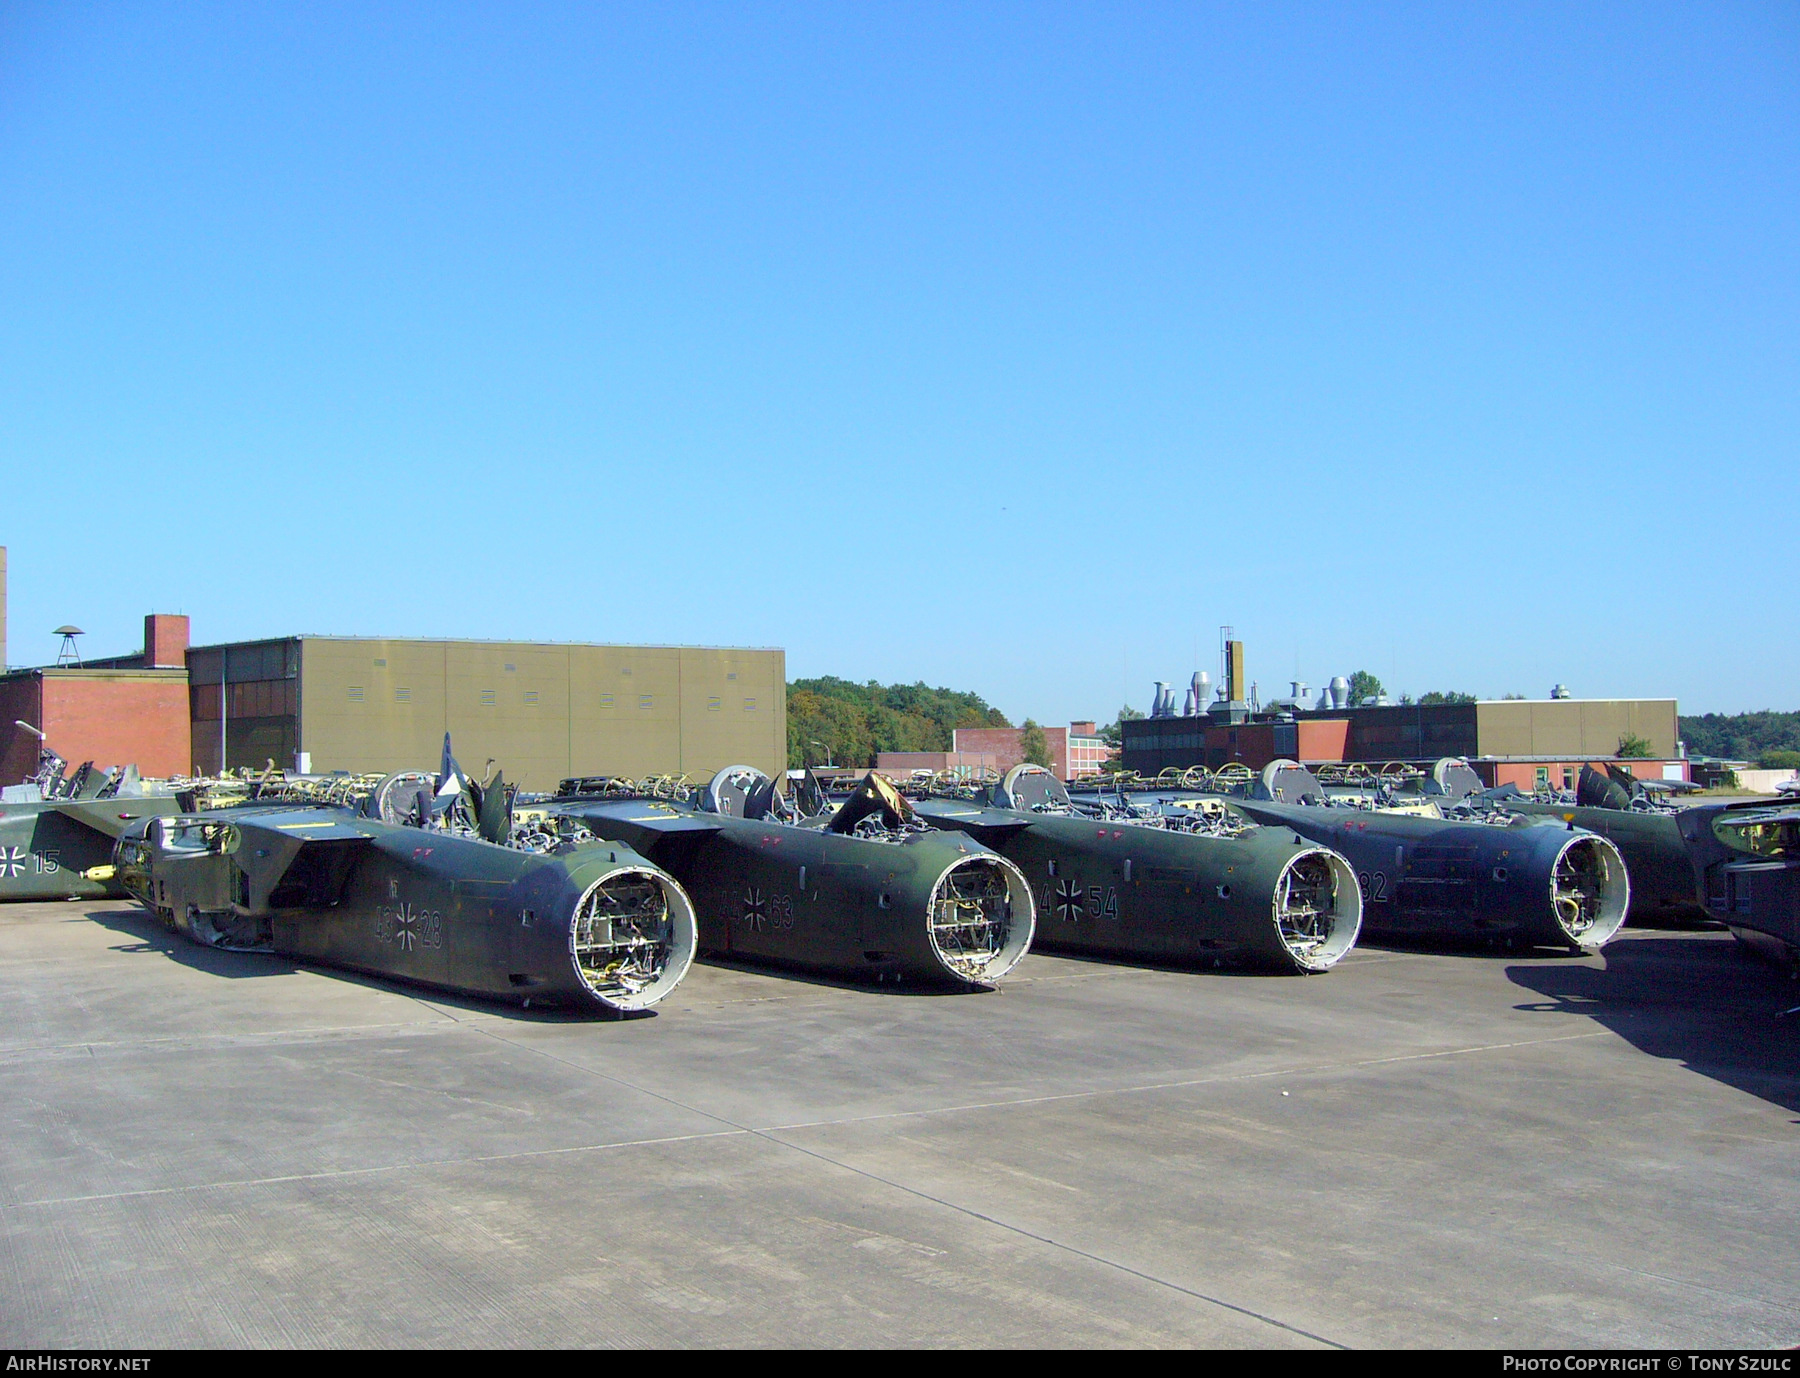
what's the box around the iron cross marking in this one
[1054,877,1082,922]
[742,885,768,932]
[395,903,418,951]
[0,846,25,878]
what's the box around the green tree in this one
[1418,690,1478,706]
[1019,719,1052,769]
[1346,670,1384,706]
[1097,704,1144,748]
[1679,710,1800,762]
[785,677,1013,768]
[1758,748,1800,769]
[1616,733,1654,758]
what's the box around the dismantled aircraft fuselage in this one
[542,767,1036,988]
[1086,760,1630,952]
[1694,801,1800,965]
[0,797,182,901]
[113,803,698,1013]
[911,766,1362,973]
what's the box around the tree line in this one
[785,679,1800,773]
[1679,710,1800,768]
[787,677,1012,769]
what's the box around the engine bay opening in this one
[568,867,697,1011]
[1551,835,1629,948]
[926,854,1035,985]
[1272,849,1362,972]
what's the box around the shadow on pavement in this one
[85,906,298,980]
[81,906,638,1022]
[695,954,973,996]
[1025,946,1319,978]
[1360,935,1586,959]
[1508,931,1800,1116]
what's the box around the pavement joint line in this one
[753,1029,1618,1135]
[457,1014,1621,1347]
[0,1034,1339,1352]
[3,1127,751,1210]
[7,958,1779,1345]
[751,1123,1350,1350]
[460,1025,1371,1347]
[0,1017,465,1061]
[1591,1259,1800,1312]
[457,1021,1512,1352]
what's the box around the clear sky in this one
[2,2,1794,724]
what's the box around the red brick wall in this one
[952,726,1072,779]
[144,614,189,669]
[0,677,44,783]
[41,677,192,777]
[875,751,1007,776]
[1214,722,1275,767]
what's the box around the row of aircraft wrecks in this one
[1,740,1797,1014]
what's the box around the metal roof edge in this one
[185,635,784,653]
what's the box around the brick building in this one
[0,613,193,781]
[948,721,1111,781]
[0,577,787,790]
[872,749,1006,778]
[1120,698,1687,785]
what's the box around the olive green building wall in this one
[297,638,785,790]
[1474,699,1678,759]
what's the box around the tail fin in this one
[477,772,513,844]
[798,767,830,818]
[436,733,462,797]
[1577,764,1632,810]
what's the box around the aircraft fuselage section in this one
[114,807,696,1012]
[0,798,181,900]
[549,799,1035,987]
[911,802,1361,972]
[1230,799,1628,950]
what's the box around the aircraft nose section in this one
[1550,834,1630,950]
[565,865,698,1011]
[924,853,1035,985]
[1273,847,1362,972]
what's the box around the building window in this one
[708,697,722,710]
[727,672,737,680]
[480,690,496,706]
[743,697,756,711]
[523,691,539,705]
[347,686,364,702]
[638,695,653,709]
[598,694,615,709]
[504,663,516,672]
[396,688,412,703]
[1535,767,1550,788]
[373,658,386,667]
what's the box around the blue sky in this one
[2,2,1794,723]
